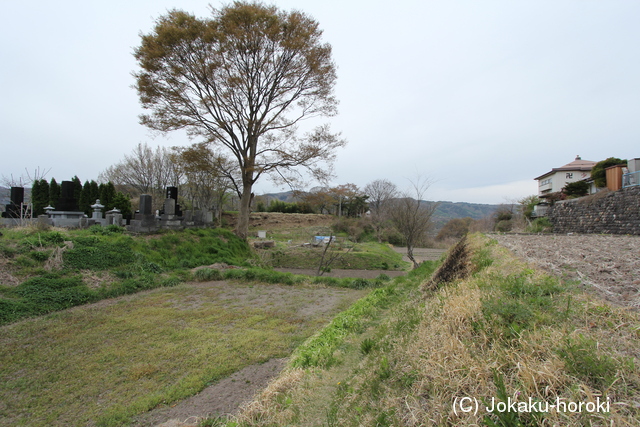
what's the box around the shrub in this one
[10,274,94,317]
[527,217,552,233]
[591,157,626,188]
[494,209,513,222]
[350,278,373,289]
[562,180,589,197]
[494,220,512,232]
[90,224,126,235]
[64,240,134,270]
[28,250,50,262]
[266,200,313,214]
[436,218,472,241]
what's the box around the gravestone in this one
[2,187,25,218]
[56,181,79,211]
[166,186,178,200]
[163,198,176,216]
[10,187,24,205]
[106,208,123,226]
[139,194,153,216]
[165,186,182,217]
[129,194,157,231]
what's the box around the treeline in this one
[256,184,370,217]
[31,177,132,217]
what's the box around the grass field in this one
[0,218,427,426]
[0,279,367,426]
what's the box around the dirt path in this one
[491,233,640,309]
[274,268,407,278]
[133,358,287,427]
[391,246,447,264]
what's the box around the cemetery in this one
[1,182,216,232]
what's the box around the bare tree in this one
[364,179,398,242]
[171,142,235,223]
[389,177,439,269]
[99,142,182,209]
[133,2,346,239]
[1,167,51,189]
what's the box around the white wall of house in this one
[537,170,591,197]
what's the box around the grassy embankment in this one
[0,226,250,325]
[0,225,406,325]
[250,221,407,271]
[224,234,640,426]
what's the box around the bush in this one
[385,230,404,246]
[331,217,373,242]
[562,180,589,197]
[527,217,552,233]
[90,224,126,235]
[266,200,314,214]
[138,228,252,269]
[436,218,472,241]
[591,157,626,188]
[494,220,512,232]
[8,274,94,319]
[494,209,513,222]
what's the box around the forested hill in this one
[430,201,498,230]
[260,191,498,221]
[433,201,497,220]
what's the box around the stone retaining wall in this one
[547,186,640,234]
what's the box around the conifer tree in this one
[49,178,60,207]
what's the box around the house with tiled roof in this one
[534,155,596,199]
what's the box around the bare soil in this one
[491,233,640,309]
[134,358,287,427]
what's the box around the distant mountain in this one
[431,201,498,230]
[433,201,497,220]
[257,191,498,228]
[260,191,295,202]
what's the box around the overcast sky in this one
[2,0,639,204]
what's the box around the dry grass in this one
[229,234,640,426]
[400,235,640,426]
[234,368,305,426]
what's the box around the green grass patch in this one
[0,227,255,325]
[134,228,252,269]
[263,241,407,270]
[475,269,567,342]
[0,280,365,426]
[290,261,438,369]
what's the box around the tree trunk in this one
[407,244,419,269]
[236,182,253,240]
